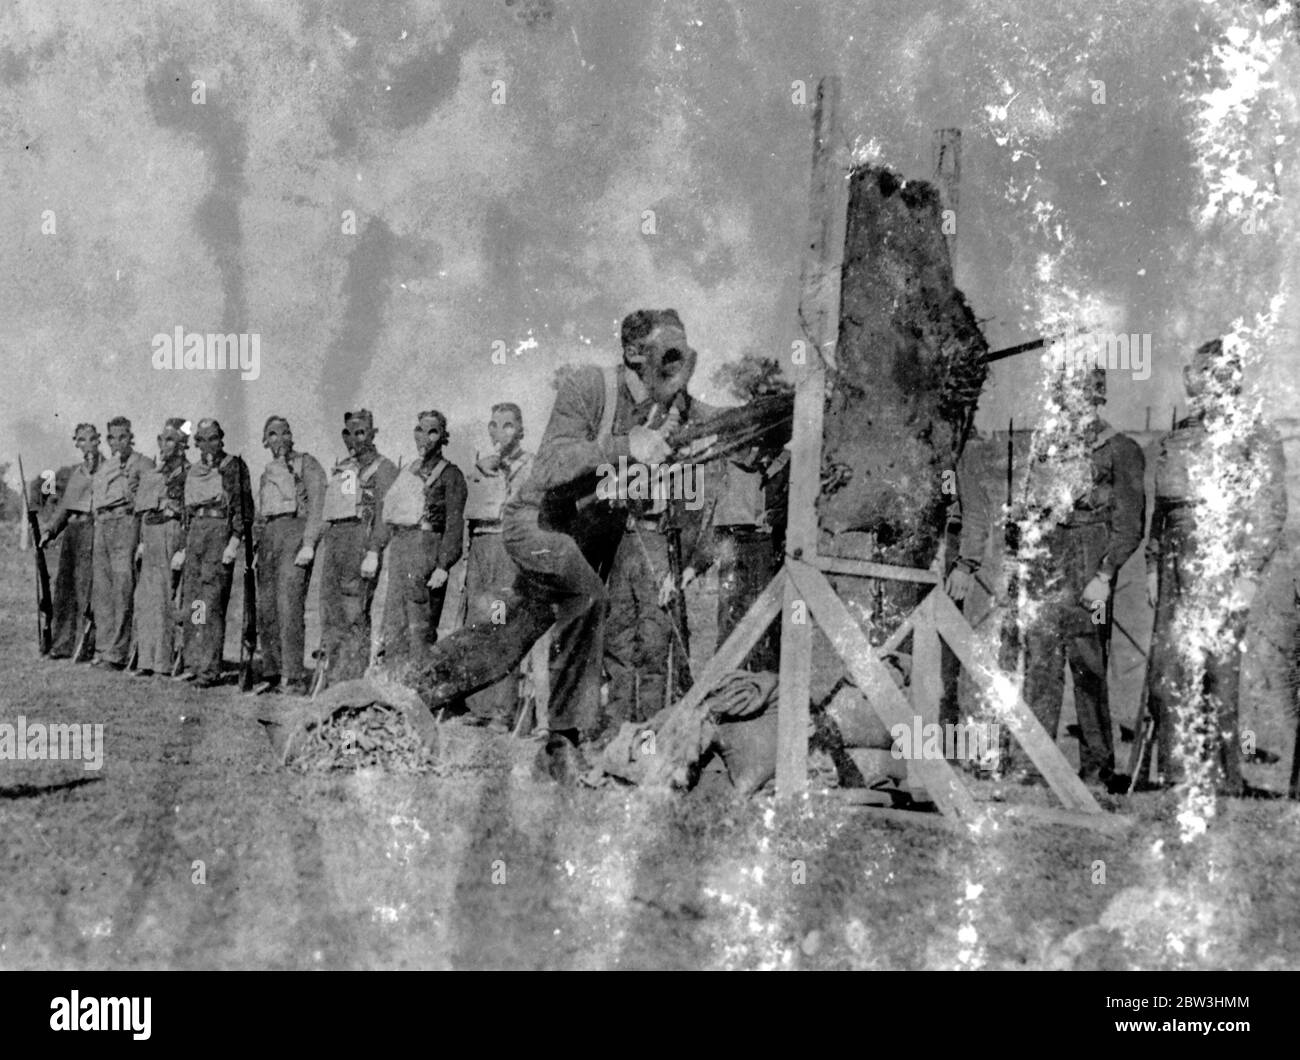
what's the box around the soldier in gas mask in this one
[256,416,327,695]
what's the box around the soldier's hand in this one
[1146,570,1158,609]
[294,544,315,567]
[1081,573,1111,607]
[426,567,448,590]
[629,424,671,465]
[477,450,503,474]
[1227,576,1258,613]
[171,549,186,572]
[945,565,974,602]
[38,531,52,549]
[360,550,379,579]
[221,536,240,566]
[135,543,144,565]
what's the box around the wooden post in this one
[932,128,961,267]
[778,75,850,797]
[908,594,943,794]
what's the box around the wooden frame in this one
[649,76,1118,831]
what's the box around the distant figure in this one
[255,416,326,695]
[1145,338,1287,794]
[461,402,534,729]
[131,418,190,677]
[39,424,102,660]
[175,419,252,688]
[89,416,154,670]
[373,409,466,668]
[1005,369,1146,786]
[317,409,398,687]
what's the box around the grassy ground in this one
[1,537,1298,970]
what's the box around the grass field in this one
[2,537,1299,970]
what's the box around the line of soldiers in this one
[29,319,1286,794]
[31,306,752,770]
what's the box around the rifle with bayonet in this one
[238,457,257,692]
[18,456,54,655]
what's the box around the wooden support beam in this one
[926,589,1102,813]
[908,594,944,794]
[778,73,850,797]
[788,560,978,821]
[814,555,941,584]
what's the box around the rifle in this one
[663,497,693,700]
[238,457,257,692]
[18,456,53,655]
[667,394,794,467]
[169,565,186,677]
[73,601,95,663]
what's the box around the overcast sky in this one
[2,0,1296,481]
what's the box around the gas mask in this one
[626,324,698,412]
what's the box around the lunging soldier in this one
[318,409,398,686]
[175,419,252,688]
[131,418,190,677]
[374,410,466,667]
[256,416,326,695]
[502,308,697,779]
[40,423,102,660]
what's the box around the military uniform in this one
[1146,414,1287,790]
[374,451,467,666]
[318,450,398,682]
[600,398,715,730]
[499,363,645,738]
[181,453,252,683]
[462,445,535,723]
[45,460,98,659]
[133,454,188,673]
[689,452,788,673]
[1013,422,1145,779]
[91,450,155,666]
[256,450,326,687]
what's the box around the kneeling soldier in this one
[256,416,326,695]
[374,410,467,667]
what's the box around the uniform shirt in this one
[257,450,327,549]
[373,451,468,570]
[323,451,399,552]
[91,450,154,513]
[183,452,253,540]
[47,459,100,536]
[505,364,639,514]
[1146,413,1287,580]
[1021,420,1146,582]
[466,447,536,524]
